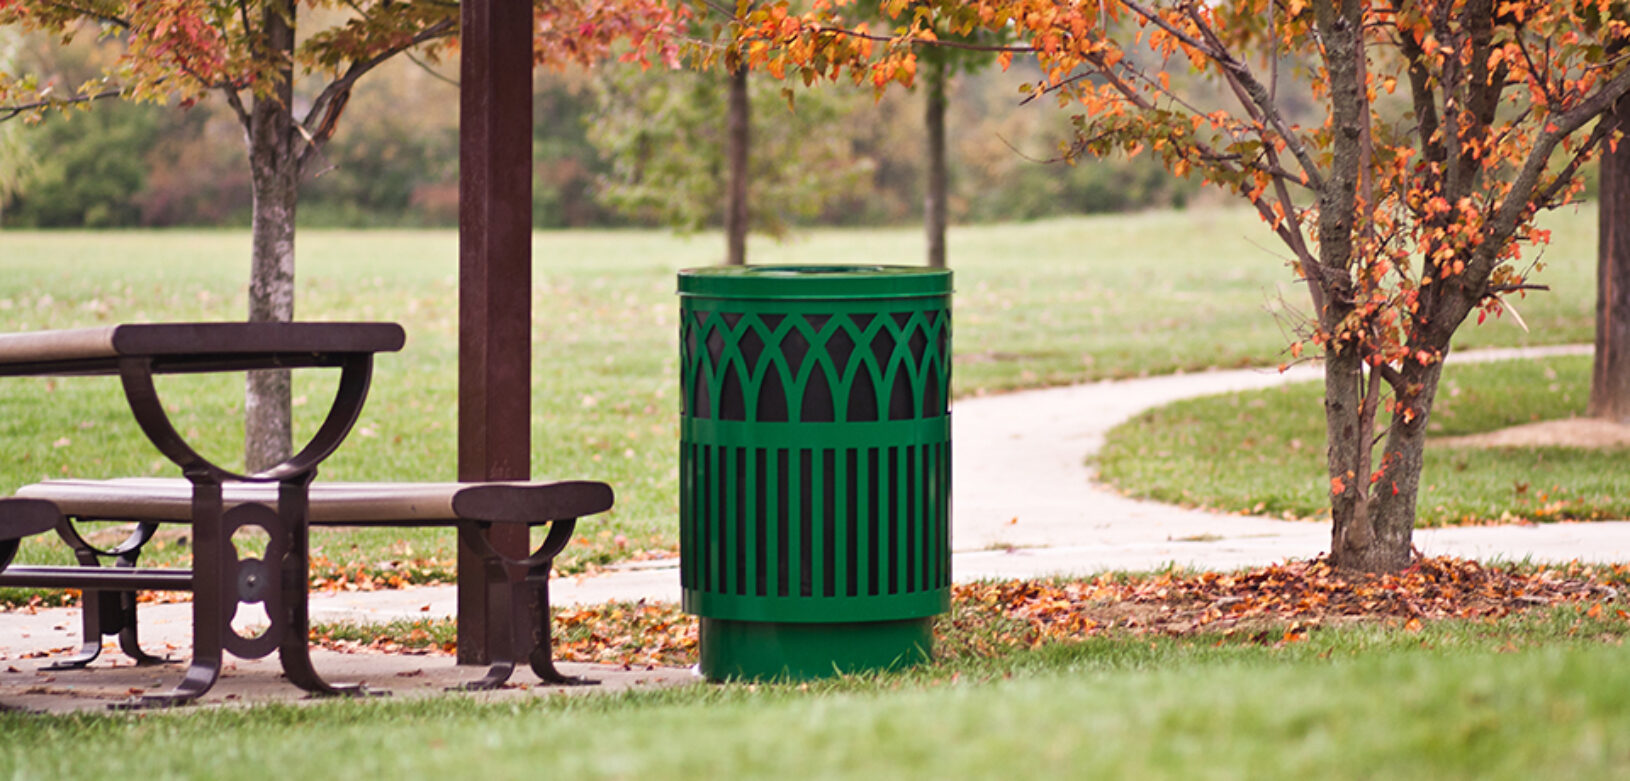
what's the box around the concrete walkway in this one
[7,344,1627,711]
[318,342,1629,612]
[950,343,1630,575]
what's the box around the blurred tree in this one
[532,74,624,229]
[5,23,1209,234]
[134,106,253,226]
[299,58,459,227]
[6,102,160,227]
[1593,94,1630,422]
[0,29,30,223]
[587,64,875,245]
[914,19,1013,267]
[724,61,749,264]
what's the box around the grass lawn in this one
[0,204,1622,775]
[0,205,1604,579]
[4,602,1630,779]
[1097,355,1630,525]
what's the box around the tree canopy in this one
[0,0,685,130]
[731,0,1630,571]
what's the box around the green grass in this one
[4,605,1630,779]
[1097,355,1630,525]
[2,209,1621,774]
[0,205,1604,577]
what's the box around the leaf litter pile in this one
[312,556,1629,667]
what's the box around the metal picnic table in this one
[0,321,403,707]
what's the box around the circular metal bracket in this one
[236,558,273,603]
[220,501,287,659]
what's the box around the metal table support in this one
[0,321,404,707]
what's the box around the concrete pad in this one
[0,578,700,714]
[0,651,697,715]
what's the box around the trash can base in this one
[698,616,932,682]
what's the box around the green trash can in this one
[678,265,952,681]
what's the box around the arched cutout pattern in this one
[680,306,949,425]
[757,367,789,422]
[801,369,835,423]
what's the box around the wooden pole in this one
[457,0,534,664]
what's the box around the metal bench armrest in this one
[0,498,62,571]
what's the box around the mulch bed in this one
[948,555,1625,652]
[312,556,1629,667]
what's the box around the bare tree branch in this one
[1374,362,1405,393]
[1123,0,1328,193]
[296,17,455,170]
[235,0,254,37]
[1533,118,1615,208]
[38,0,129,28]
[0,85,125,122]
[405,51,458,87]
[1483,282,1550,299]
[220,83,252,130]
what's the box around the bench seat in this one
[17,477,612,528]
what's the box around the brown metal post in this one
[458,0,534,665]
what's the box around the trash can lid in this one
[678,265,952,300]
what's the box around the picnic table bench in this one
[0,322,613,707]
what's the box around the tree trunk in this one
[1322,345,1373,566]
[1366,360,1445,565]
[1325,348,1447,572]
[924,56,949,269]
[244,0,299,473]
[1592,92,1630,422]
[724,64,749,266]
[1315,0,1419,573]
[1331,356,1446,572]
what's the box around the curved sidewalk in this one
[313,342,1630,625]
[951,343,1629,578]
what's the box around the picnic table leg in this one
[527,573,591,685]
[272,476,377,698]
[43,588,171,670]
[40,577,114,668]
[447,549,517,691]
[44,521,172,670]
[40,615,106,669]
[97,352,384,705]
[524,521,593,686]
[102,523,173,665]
[115,479,228,709]
[446,519,595,690]
[112,589,172,665]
